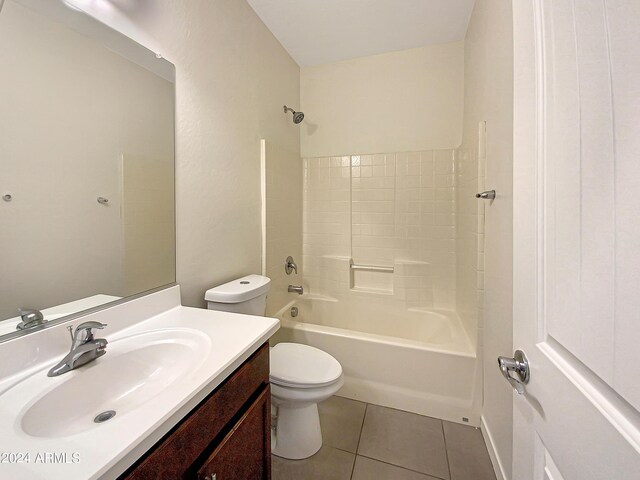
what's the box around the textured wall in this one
[300,43,464,158]
[66,0,301,307]
[263,140,303,314]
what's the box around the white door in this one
[511,0,640,479]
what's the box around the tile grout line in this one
[354,402,448,480]
[441,420,453,480]
[360,400,445,422]
[349,402,369,479]
[330,445,359,455]
[355,453,449,480]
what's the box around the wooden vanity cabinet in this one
[196,388,270,480]
[121,343,271,480]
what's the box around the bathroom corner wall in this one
[74,0,301,308]
[263,140,303,315]
[460,1,514,479]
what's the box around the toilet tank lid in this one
[204,274,271,303]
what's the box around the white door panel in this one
[543,0,616,385]
[608,0,640,410]
[512,0,640,478]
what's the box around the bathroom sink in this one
[0,286,280,479]
[14,328,211,438]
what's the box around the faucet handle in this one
[72,321,107,346]
[16,308,45,330]
[285,256,298,275]
[76,321,107,332]
[19,308,44,320]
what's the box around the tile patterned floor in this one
[272,396,496,480]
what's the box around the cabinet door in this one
[121,344,269,480]
[198,386,271,480]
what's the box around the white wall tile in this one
[303,149,456,308]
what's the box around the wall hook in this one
[2,194,12,202]
[97,197,109,205]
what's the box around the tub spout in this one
[288,285,303,295]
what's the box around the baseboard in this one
[480,415,508,480]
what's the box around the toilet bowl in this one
[270,342,344,459]
[205,275,344,460]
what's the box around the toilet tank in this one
[205,274,271,316]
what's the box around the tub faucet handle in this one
[285,256,298,275]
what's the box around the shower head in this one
[283,105,304,124]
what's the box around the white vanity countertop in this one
[0,286,280,480]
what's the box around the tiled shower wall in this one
[455,122,487,347]
[303,150,457,309]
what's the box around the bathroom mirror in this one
[0,0,176,341]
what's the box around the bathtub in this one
[270,295,481,426]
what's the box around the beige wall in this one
[263,140,302,314]
[459,0,514,478]
[300,43,464,158]
[122,154,175,296]
[73,0,301,307]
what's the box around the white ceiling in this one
[247,0,476,67]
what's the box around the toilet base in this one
[272,403,322,460]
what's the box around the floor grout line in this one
[355,453,450,480]
[328,445,358,455]
[349,402,368,479]
[355,399,448,423]
[274,397,490,480]
[441,420,453,480]
[360,402,453,479]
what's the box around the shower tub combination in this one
[270,294,481,426]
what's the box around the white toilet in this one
[205,274,344,460]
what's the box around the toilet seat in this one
[270,343,342,389]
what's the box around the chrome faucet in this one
[288,285,303,295]
[48,321,108,377]
[17,308,46,330]
[285,256,298,275]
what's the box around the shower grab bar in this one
[350,263,394,273]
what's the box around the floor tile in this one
[352,456,442,480]
[318,396,367,453]
[271,446,355,480]
[357,405,450,479]
[443,421,496,480]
